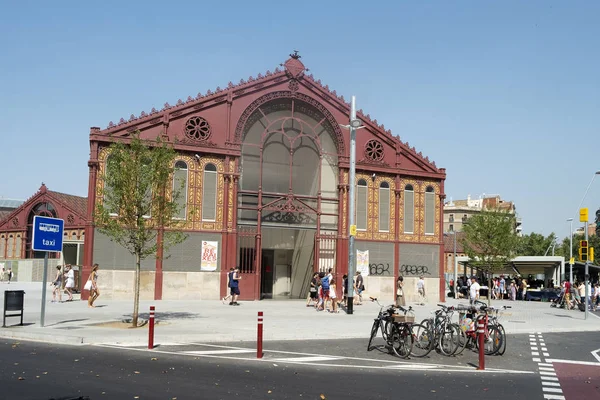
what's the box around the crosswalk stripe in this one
[184,349,256,355]
[541,382,561,387]
[540,376,559,381]
[542,387,563,393]
[543,395,565,400]
[540,371,557,376]
[538,367,555,372]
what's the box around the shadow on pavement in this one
[45,318,89,328]
[125,311,203,321]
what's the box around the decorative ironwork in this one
[261,211,316,225]
[11,217,18,227]
[288,80,299,92]
[184,116,211,141]
[67,214,75,224]
[365,139,384,161]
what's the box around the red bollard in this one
[148,305,155,349]
[477,321,485,370]
[257,311,263,359]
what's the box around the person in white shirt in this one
[469,276,480,305]
[416,276,426,305]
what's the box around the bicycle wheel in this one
[390,323,414,359]
[367,319,379,351]
[383,319,393,342]
[454,325,469,355]
[438,323,460,356]
[495,324,507,356]
[475,325,502,355]
[409,323,434,357]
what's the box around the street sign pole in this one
[40,252,49,327]
[585,221,589,320]
[32,216,64,328]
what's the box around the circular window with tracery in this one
[184,116,211,141]
[365,139,384,161]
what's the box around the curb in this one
[0,330,85,344]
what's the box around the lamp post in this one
[340,96,364,315]
[567,218,573,283]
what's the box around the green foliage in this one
[515,232,558,257]
[559,233,600,263]
[94,132,188,326]
[95,132,188,260]
[461,209,519,272]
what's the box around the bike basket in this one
[460,317,474,333]
[393,314,415,323]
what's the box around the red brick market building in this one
[84,53,447,302]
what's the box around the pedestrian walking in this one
[354,271,364,305]
[63,264,74,301]
[222,268,234,304]
[510,282,516,301]
[416,275,426,305]
[469,276,480,305]
[229,267,241,305]
[85,264,100,307]
[7,268,13,284]
[341,274,348,307]
[329,279,339,313]
[0,264,5,282]
[51,265,63,303]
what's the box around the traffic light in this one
[579,240,589,262]
[596,209,600,236]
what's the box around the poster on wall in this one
[356,249,369,276]
[201,241,218,271]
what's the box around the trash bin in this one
[3,290,25,327]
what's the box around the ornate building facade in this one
[85,53,447,302]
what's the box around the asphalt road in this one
[0,338,543,400]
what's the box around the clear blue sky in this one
[1,1,599,240]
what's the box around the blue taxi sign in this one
[32,216,64,252]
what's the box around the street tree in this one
[515,232,558,256]
[95,132,188,327]
[461,208,519,304]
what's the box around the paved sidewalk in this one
[1,282,599,346]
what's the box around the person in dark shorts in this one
[229,267,241,306]
[306,272,319,307]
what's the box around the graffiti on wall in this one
[369,263,391,276]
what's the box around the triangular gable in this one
[0,184,87,232]
[91,52,442,175]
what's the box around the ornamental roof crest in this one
[283,50,306,79]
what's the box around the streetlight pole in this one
[341,96,363,315]
[453,231,457,299]
[567,218,573,284]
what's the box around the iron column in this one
[585,220,589,320]
[347,96,357,315]
[567,218,573,283]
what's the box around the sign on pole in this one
[32,216,64,328]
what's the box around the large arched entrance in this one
[238,95,341,299]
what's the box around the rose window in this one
[184,116,211,141]
[365,139,384,161]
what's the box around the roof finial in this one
[290,50,301,60]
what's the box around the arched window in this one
[379,181,390,232]
[173,160,189,220]
[7,235,14,258]
[202,163,218,221]
[71,232,78,240]
[404,184,414,233]
[425,186,435,235]
[0,235,5,258]
[356,179,368,230]
[15,234,22,258]
[103,154,117,215]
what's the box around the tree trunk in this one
[132,253,141,327]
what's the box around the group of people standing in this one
[305,269,365,312]
[559,280,599,311]
[0,266,13,283]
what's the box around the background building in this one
[85,53,447,302]
[443,194,522,235]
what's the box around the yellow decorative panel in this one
[196,156,225,232]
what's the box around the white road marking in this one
[546,358,600,366]
[538,363,553,367]
[543,395,565,400]
[270,356,342,363]
[543,352,550,357]
[540,376,559,381]
[532,357,542,362]
[542,387,563,393]
[531,346,539,351]
[184,349,256,355]
[591,348,600,363]
[540,371,557,376]
[538,367,555,372]
[541,382,561,387]
[532,351,540,356]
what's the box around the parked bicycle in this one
[367,297,413,358]
[420,304,462,356]
[456,300,503,356]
